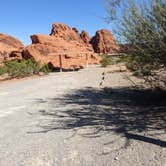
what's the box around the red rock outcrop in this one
[23,23,101,70]
[50,23,94,51]
[23,44,59,66]
[91,29,119,54]
[0,23,119,71]
[80,30,91,44]
[23,41,99,70]
[50,23,84,44]
[0,33,24,63]
[72,27,79,34]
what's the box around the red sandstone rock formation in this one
[72,27,79,34]
[91,29,119,54]
[23,23,101,69]
[23,41,99,70]
[0,23,119,70]
[50,23,94,52]
[0,33,24,63]
[50,23,84,44]
[80,30,91,44]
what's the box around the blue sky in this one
[0,0,113,45]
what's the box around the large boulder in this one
[0,33,24,63]
[23,42,100,70]
[91,29,119,54]
[23,44,59,67]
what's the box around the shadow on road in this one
[30,87,166,148]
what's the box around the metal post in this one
[86,54,88,68]
[59,54,63,72]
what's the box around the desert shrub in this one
[39,64,51,74]
[101,57,110,67]
[0,59,52,79]
[5,59,38,78]
[0,65,7,75]
[125,54,158,76]
[106,0,166,78]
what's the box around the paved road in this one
[0,66,105,166]
[0,66,165,166]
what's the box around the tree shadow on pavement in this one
[30,87,166,149]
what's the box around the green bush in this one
[0,66,7,75]
[106,0,166,79]
[100,57,110,67]
[125,55,156,76]
[39,64,51,74]
[5,59,39,78]
[0,59,52,79]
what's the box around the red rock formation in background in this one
[0,23,120,70]
[0,33,24,63]
[23,23,100,69]
[50,23,84,44]
[72,27,79,34]
[90,29,119,54]
[80,30,91,44]
[50,23,93,51]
